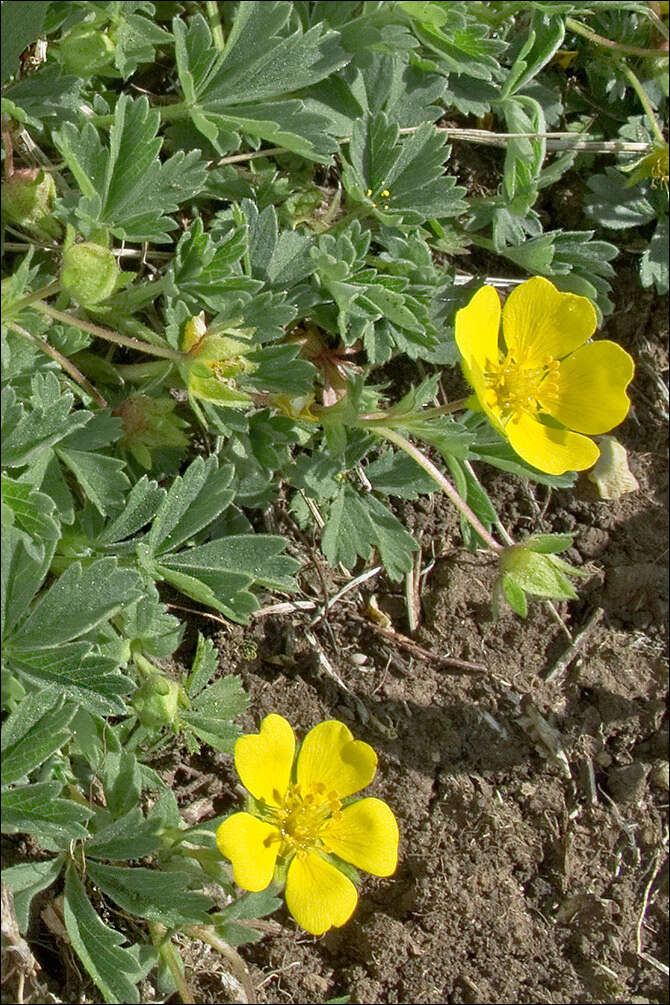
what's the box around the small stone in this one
[606,762,647,803]
[649,761,669,792]
[348,652,369,666]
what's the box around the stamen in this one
[273,781,340,856]
[483,351,560,423]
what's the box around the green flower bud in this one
[132,675,182,729]
[59,27,116,76]
[2,169,62,238]
[115,394,190,469]
[61,242,119,307]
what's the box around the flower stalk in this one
[32,301,186,361]
[371,425,503,553]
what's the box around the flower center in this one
[275,782,342,858]
[483,351,560,423]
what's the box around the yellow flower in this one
[216,714,399,936]
[454,276,635,475]
[181,311,255,408]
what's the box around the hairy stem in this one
[7,321,108,407]
[566,15,669,57]
[206,0,225,51]
[617,59,666,142]
[33,301,186,361]
[372,426,503,553]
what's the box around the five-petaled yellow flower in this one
[216,714,399,936]
[455,276,635,475]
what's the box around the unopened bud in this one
[61,242,119,307]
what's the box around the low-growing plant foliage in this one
[1,1,667,1002]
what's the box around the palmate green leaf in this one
[146,455,236,556]
[500,11,565,98]
[1,524,56,641]
[7,557,144,650]
[309,53,444,136]
[146,555,257,624]
[8,645,133,717]
[1,476,60,543]
[1,381,89,468]
[86,861,213,927]
[212,888,283,946]
[244,201,316,288]
[366,450,437,499]
[87,807,164,861]
[53,94,207,242]
[117,586,183,661]
[56,448,130,517]
[398,1,505,80]
[1,686,75,786]
[173,6,348,161]
[3,782,93,845]
[100,749,142,820]
[167,227,258,318]
[63,865,146,1005]
[2,857,64,935]
[158,536,299,594]
[342,114,467,225]
[3,67,83,123]
[321,484,417,580]
[98,475,166,546]
[112,10,172,78]
[584,167,658,229]
[189,674,248,722]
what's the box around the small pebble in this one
[649,760,669,792]
[348,652,369,666]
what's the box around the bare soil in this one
[178,265,669,1005]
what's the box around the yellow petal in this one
[216,812,281,892]
[543,341,634,434]
[285,851,358,935]
[502,277,597,363]
[507,411,600,475]
[465,356,506,435]
[235,714,295,807]
[321,798,399,876]
[297,721,377,800]
[454,285,501,374]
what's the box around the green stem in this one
[115,360,175,381]
[617,59,666,142]
[12,281,62,311]
[566,15,669,58]
[89,101,188,127]
[372,426,503,553]
[149,923,193,1005]
[206,0,225,51]
[359,399,469,423]
[33,301,186,362]
[7,321,108,407]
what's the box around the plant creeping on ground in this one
[1,1,667,1002]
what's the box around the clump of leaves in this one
[1,1,666,1002]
